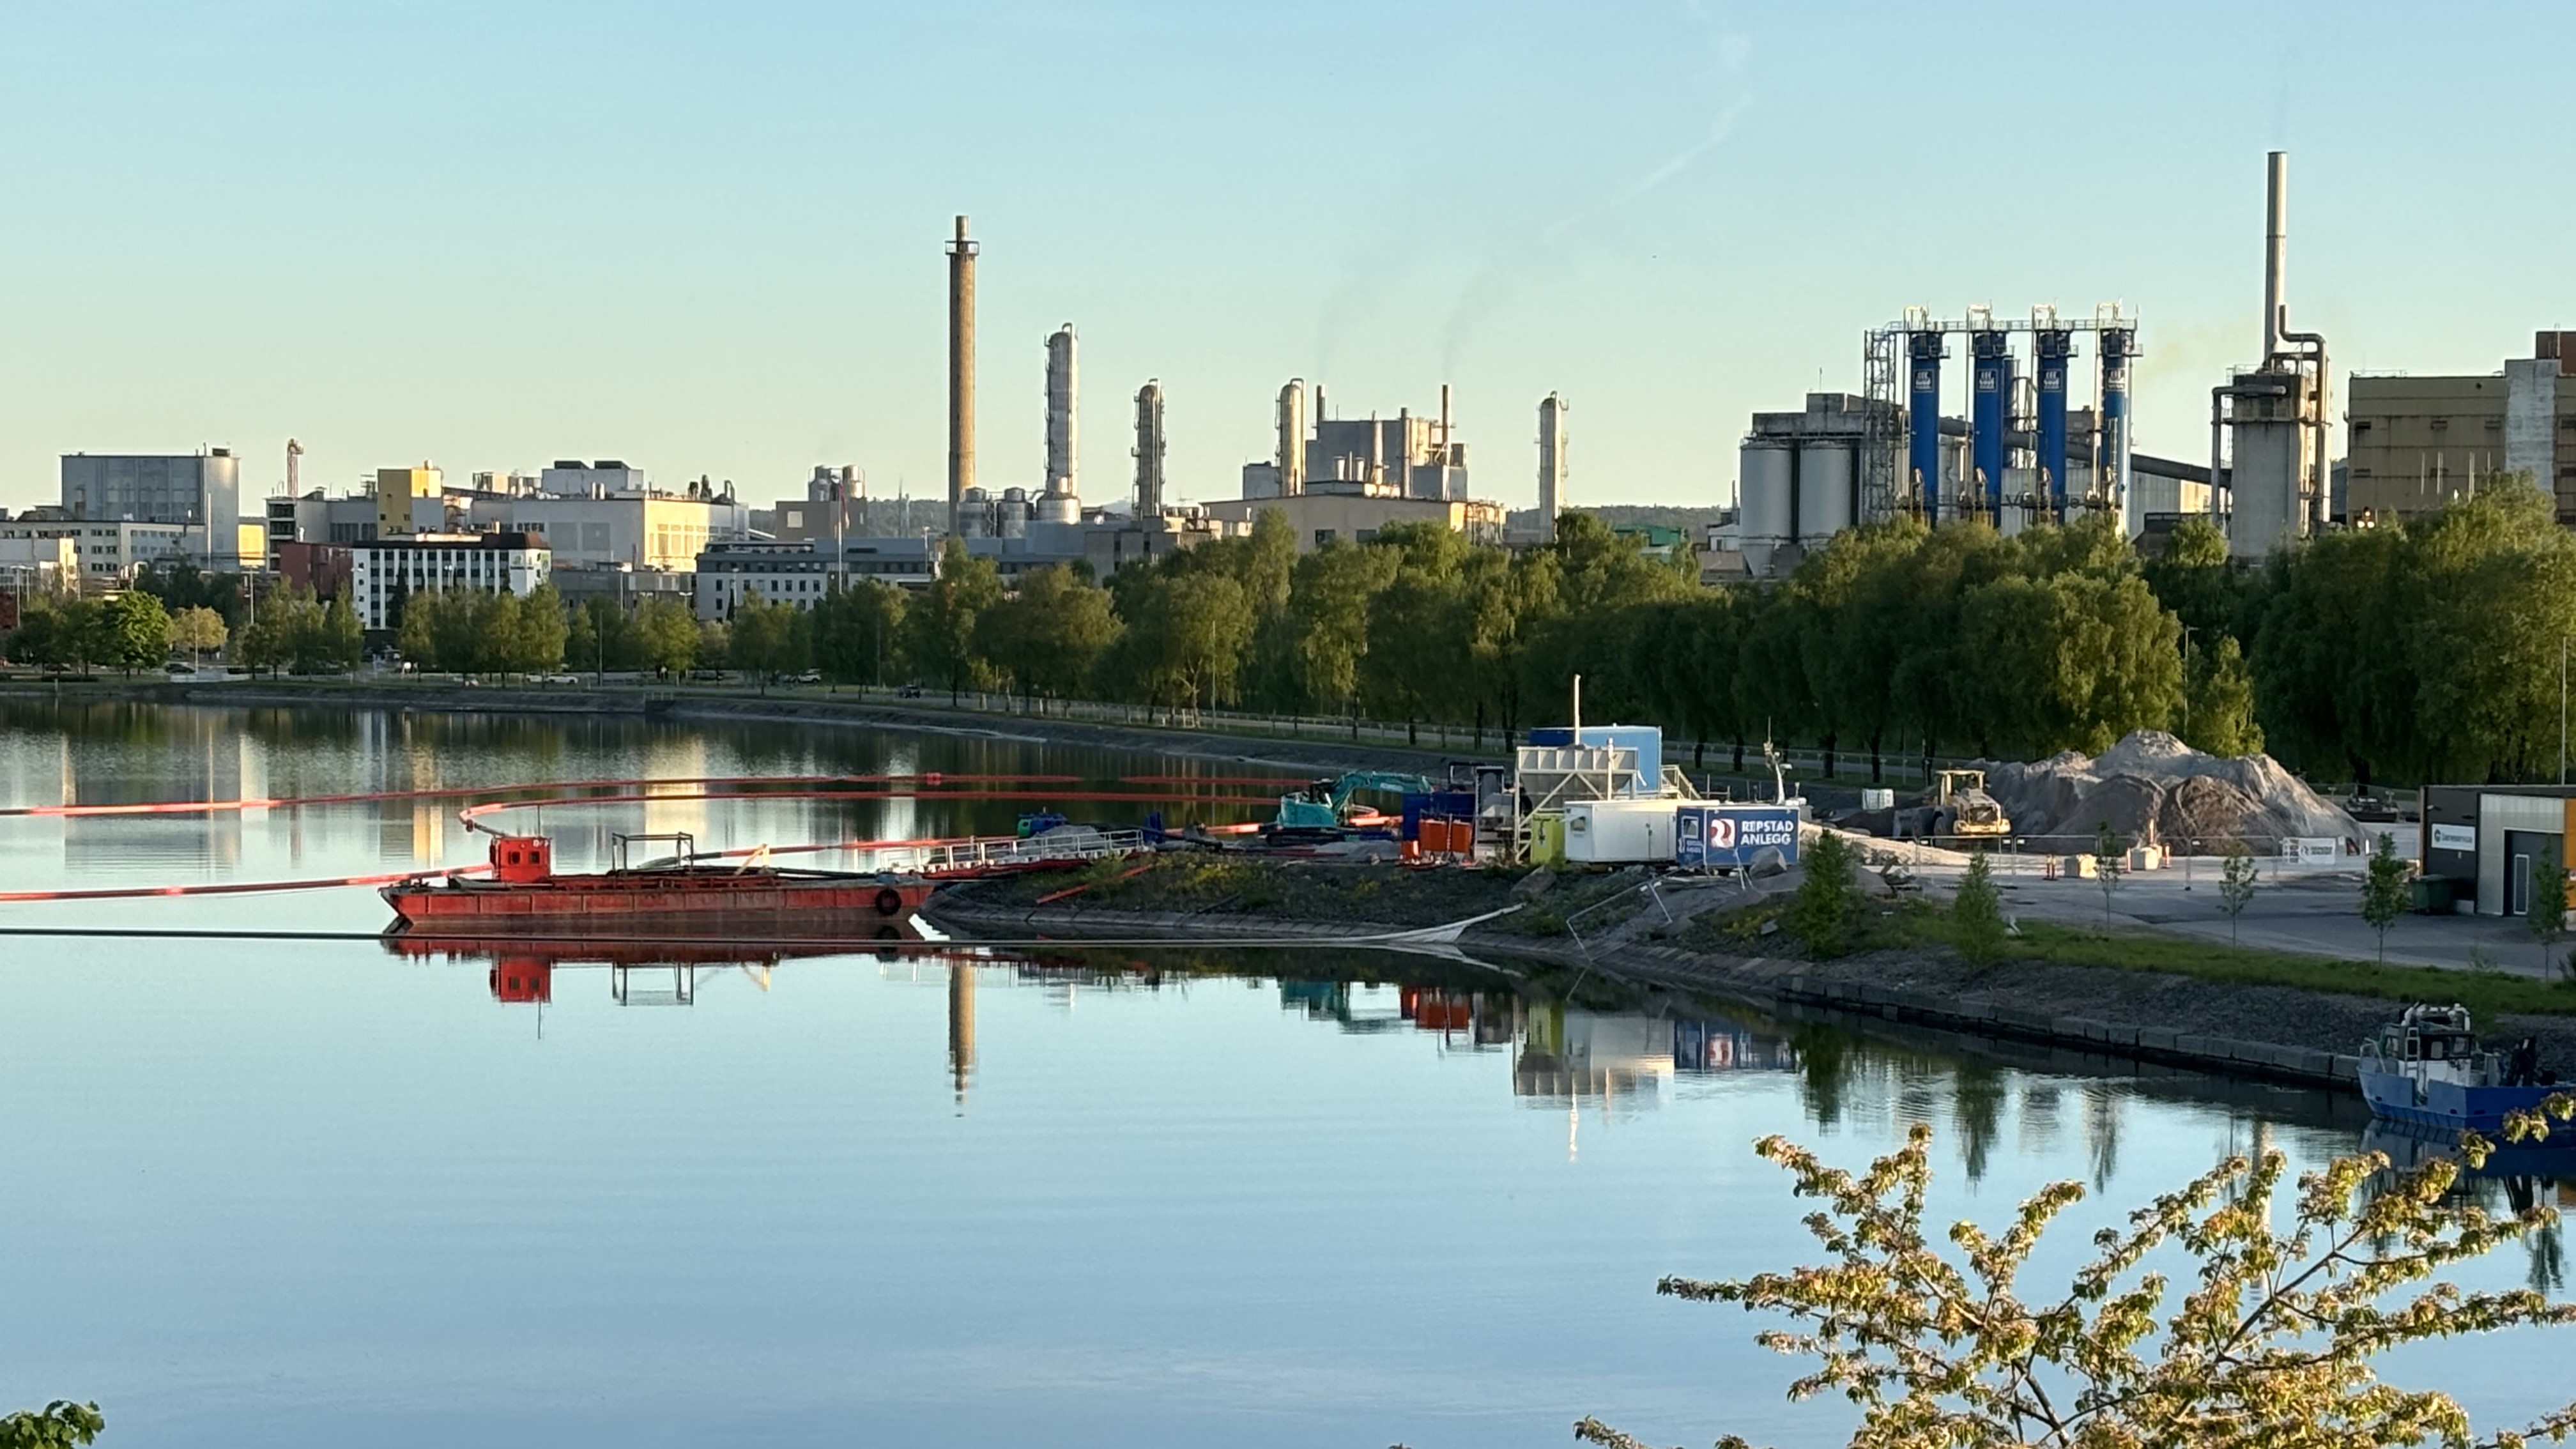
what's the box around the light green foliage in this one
[636,597,699,677]
[2532,841,2568,973]
[2361,832,2412,962]
[2249,477,2576,783]
[509,583,569,673]
[0,1400,105,1448]
[1577,1106,2576,1449]
[167,604,227,661]
[905,537,1003,698]
[2182,632,2265,756]
[1280,540,1399,715]
[725,590,809,687]
[974,564,1118,702]
[2218,839,2258,944]
[96,590,171,673]
[812,578,907,686]
[1108,569,1255,709]
[1949,849,2004,965]
[1784,831,1855,959]
[2092,820,2124,927]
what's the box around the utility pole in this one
[2561,634,2567,786]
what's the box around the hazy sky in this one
[4,1,2572,519]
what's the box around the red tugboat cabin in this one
[489,835,553,883]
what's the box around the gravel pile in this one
[1982,730,2363,852]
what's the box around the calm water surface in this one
[3,702,2570,1447]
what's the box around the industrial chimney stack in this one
[2262,151,2288,364]
[1044,324,1078,500]
[946,215,979,534]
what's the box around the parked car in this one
[163,661,194,675]
[787,670,822,686]
[898,683,924,698]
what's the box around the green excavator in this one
[1274,770,1433,831]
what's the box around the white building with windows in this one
[349,532,551,631]
[0,518,193,584]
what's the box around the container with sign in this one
[1563,799,1678,864]
[2281,836,2340,863]
[1676,804,1802,871]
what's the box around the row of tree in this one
[21,484,2575,785]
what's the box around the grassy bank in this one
[951,853,1648,937]
[1686,893,2576,1019]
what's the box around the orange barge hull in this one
[381,872,936,934]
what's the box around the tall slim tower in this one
[1276,379,1307,496]
[946,215,978,533]
[1044,325,1077,499]
[1537,394,1568,542]
[1132,380,1167,516]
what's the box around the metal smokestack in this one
[1537,394,1567,543]
[1044,324,1077,499]
[1132,379,1166,516]
[946,215,978,533]
[1276,379,1307,496]
[2263,151,2287,365]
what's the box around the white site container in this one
[2128,845,2165,871]
[1860,788,1896,811]
[1563,799,1678,865]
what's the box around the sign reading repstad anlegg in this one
[1678,805,1801,870]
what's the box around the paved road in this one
[1866,841,2570,980]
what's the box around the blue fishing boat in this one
[2356,1004,2559,1133]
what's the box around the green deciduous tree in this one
[97,590,171,673]
[2092,820,2124,928]
[636,597,699,678]
[813,578,907,686]
[1950,848,2004,965]
[2361,831,2412,962]
[905,537,1003,700]
[1784,830,1855,960]
[0,1400,105,1448]
[974,564,1118,704]
[1577,1110,2576,1449]
[2532,841,2567,975]
[168,604,227,663]
[2218,839,2258,944]
[2182,631,2264,756]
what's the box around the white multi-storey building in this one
[348,532,551,631]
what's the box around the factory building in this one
[374,464,444,537]
[59,450,241,535]
[2346,332,2576,525]
[56,450,245,569]
[0,518,194,585]
[347,532,551,631]
[2419,786,2576,917]
[2210,152,2333,560]
[1219,379,1505,550]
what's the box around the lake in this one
[3,699,2568,1447]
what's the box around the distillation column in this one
[1907,332,1945,521]
[1537,393,1568,542]
[2035,328,2072,521]
[1132,381,1167,516]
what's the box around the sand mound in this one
[1980,730,2361,852]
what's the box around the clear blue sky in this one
[3,0,2570,518]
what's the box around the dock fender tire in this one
[875,924,901,940]
[875,887,905,917]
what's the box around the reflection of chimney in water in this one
[947,960,976,1106]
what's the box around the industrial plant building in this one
[2345,331,2576,525]
[1719,152,2329,574]
[347,532,551,631]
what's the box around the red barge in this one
[381,831,937,936]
